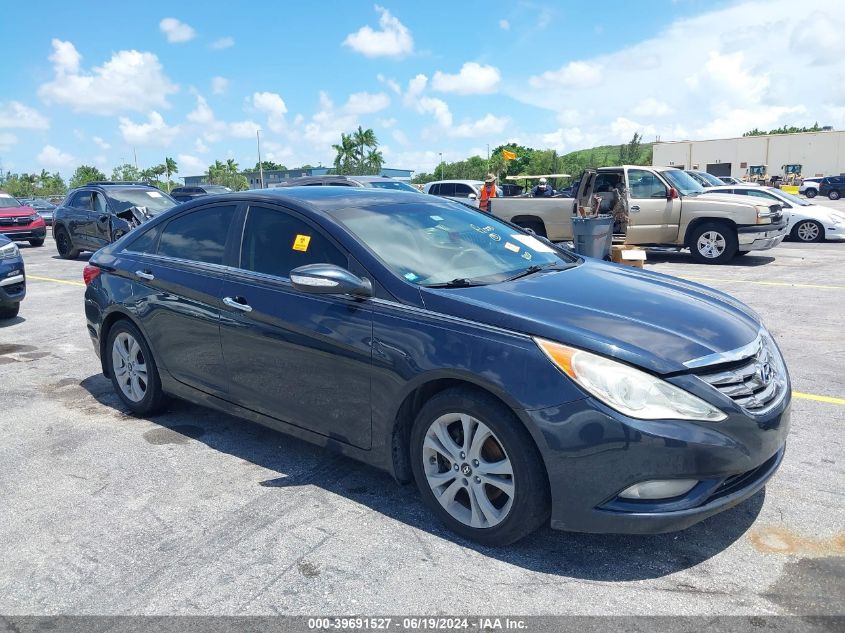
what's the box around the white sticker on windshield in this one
[146,191,163,198]
[504,242,520,253]
[512,234,555,252]
[430,215,444,221]
[404,272,418,281]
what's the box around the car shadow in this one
[0,315,25,327]
[644,252,776,267]
[50,252,92,261]
[80,374,763,582]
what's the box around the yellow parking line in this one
[792,391,845,406]
[681,276,845,290]
[26,274,85,287]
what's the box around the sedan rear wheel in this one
[805,188,817,198]
[107,320,167,415]
[55,227,80,260]
[410,387,549,546]
[829,190,841,201]
[792,220,823,243]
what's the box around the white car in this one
[423,180,505,208]
[798,177,823,198]
[704,185,845,242]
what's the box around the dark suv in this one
[818,176,845,200]
[53,182,177,259]
[275,175,419,192]
[170,185,233,202]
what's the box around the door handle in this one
[223,296,253,312]
[135,270,155,281]
[630,205,641,212]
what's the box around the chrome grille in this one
[697,334,787,414]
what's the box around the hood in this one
[800,204,845,221]
[694,192,774,208]
[0,204,37,218]
[420,260,761,375]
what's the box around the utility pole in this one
[133,147,138,171]
[487,143,490,173]
[439,152,443,181]
[256,129,264,189]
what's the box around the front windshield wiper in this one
[501,262,575,282]
[424,278,488,288]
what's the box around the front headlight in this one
[755,205,774,224]
[0,242,20,260]
[535,338,727,422]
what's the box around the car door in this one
[452,183,479,207]
[218,203,374,449]
[126,203,240,398]
[65,190,97,248]
[625,168,679,243]
[90,191,114,248]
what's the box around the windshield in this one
[203,185,232,193]
[0,194,22,209]
[689,171,724,187]
[366,180,419,193]
[107,188,177,215]
[661,170,705,196]
[766,187,811,206]
[327,200,575,286]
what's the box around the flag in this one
[502,149,517,161]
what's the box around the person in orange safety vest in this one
[479,173,497,212]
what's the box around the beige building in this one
[652,130,845,179]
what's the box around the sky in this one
[1,0,843,181]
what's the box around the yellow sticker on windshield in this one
[293,234,311,252]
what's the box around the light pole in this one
[256,129,264,189]
[439,152,443,181]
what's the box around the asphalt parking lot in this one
[0,213,843,617]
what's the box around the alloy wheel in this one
[796,221,820,242]
[422,413,515,529]
[111,331,148,402]
[697,231,727,259]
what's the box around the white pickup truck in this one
[489,165,788,264]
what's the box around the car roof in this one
[425,180,483,185]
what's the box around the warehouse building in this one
[652,129,845,179]
[184,166,413,188]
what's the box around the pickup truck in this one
[489,165,788,264]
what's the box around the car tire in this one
[0,303,20,319]
[791,220,824,243]
[54,226,80,260]
[29,238,44,247]
[805,188,817,198]
[106,319,168,416]
[829,190,841,201]
[688,221,739,265]
[410,386,550,546]
[517,220,547,238]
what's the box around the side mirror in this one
[468,193,478,200]
[290,263,373,297]
[668,187,679,199]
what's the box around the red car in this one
[0,191,46,246]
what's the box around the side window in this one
[71,191,93,210]
[593,173,622,193]
[239,205,346,278]
[439,183,456,197]
[157,205,236,264]
[126,224,161,254]
[628,170,667,199]
[453,184,473,198]
[328,181,353,186]
[93,192,109,214]
[428,183,440,195]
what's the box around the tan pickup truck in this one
[489,165,788,264]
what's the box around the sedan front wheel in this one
[792,220,823,243]
[410,387,549,546]
[107,320,167,415]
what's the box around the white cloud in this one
[302,92,358,147]
[343,5,413,58]
[38,40,178,115]
[448,114,509,138]
[530,61,603,89]
[210,36,235,50]
[159,18,196,43]
[37,145,76,169]
[513,0,845,146]
[344,91,390,114]
[227,120,261,139]
[186,95,261,141]
[194,138,209,153]
[211,76,228,94]
[118,111,179,146]
[378,117,397,128]
[0,101,49,129]
[432,62,501,95]
[403,74,453,127]
[187,95,215,125]
[0,133,17,152]
[251,91,288,133]
[377,74,402,94]
[92,136,111,150]
[392,129,409,145]
[499,19,510,30]
[177,153,207,175]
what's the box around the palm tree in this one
[365,149,384,172]
[225,158,239,173]
[164,157,178,192]
[352,126,378,166]
[332,133,356,173]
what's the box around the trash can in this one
[571,214,613,259]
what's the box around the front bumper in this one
[0,263,26,307]
[523,393,790,534]
[737,223,787,252]
[0,226,47,241]
[824,225,845,240]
